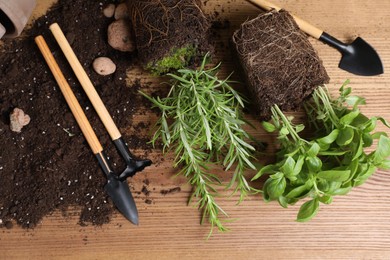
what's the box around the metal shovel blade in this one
[105,174,139,225]
[320,33,384,76]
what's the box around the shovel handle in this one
[247,0,324,39]
[35,35,103,154]
[49,23,122,141]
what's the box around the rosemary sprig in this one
[141,54,257,235]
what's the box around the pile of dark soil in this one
[126,0,212,73]
[0,0,153,229]
[232,10,329,119]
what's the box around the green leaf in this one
[372,132,388,139]
[252,164,276,181]
[379,159,390,170]
[345,95,366,109]
[318,195,333,204]
[307,143,320,157]
[306,156,322,173]
[362,132,373,147]
[262,121,276,133]
[285,184,311,199]
[281,157,295,176]
[293,156,305,175]
[377,117,390,128]
[316,129,339,145]
[318,150,347,156]
[352,137,364,161]
[297,199,320,222]
[336,127,354,146]
[266,177,286,200]
[278,196,289,208]
[280,127,289,135]
[373,135,390,165]
[340,110,360,125]
[317,170,351,182]
[353,165,377,186]
[363,117,377,133]
[327,187,352,195]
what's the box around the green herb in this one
[253,82,390,222]
[141,54,258,235]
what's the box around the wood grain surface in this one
[2,0,390,259]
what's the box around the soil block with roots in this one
[232,10,329,119]
[126,0,212,75]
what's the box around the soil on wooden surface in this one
[232,10,329,119]
[0,0,154,229]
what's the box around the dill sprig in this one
[141,55,257,235]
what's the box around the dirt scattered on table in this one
[160,187,181,195]
[0,0,155,229]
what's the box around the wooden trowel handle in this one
[49,23,122,141]
[247,0,324,39]
[35,36,103,154]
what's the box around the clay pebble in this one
[9,108,30,133]
[103,4,115,18]
[107,19,135,52]
[92,57,116,76]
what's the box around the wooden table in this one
[2,0,390,259]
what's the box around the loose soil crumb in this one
[160,187,181,195]
[0,0,154,229]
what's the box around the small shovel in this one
[247,0,384,76]
[35,36,144,225]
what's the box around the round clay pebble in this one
[92,57,116,76]
[103,4,115,18]
[114,3,128,20]
[107,19,135,52]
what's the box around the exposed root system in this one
[233,10,329,119]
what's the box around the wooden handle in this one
[35,35,103,154]
[49,23,122,140]
[247,0,324,39]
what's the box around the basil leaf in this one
[293,155,305,175]
[252,164,276,181]
[328,187,352,195]
[281,156,295,176]
[267,177,286,200]
[278,196,288,208]
[373,135,390,165]
[363,117,377,133]
[362,132,373,147]
[340,109,360,126]
[307,143,320,157]
[353,165,377,186]
[318,150,347,156]
[306,156,322,173]
[262,121,276,133]
[285,184,311,199]
[346,95,366,109]
[317,170,351,182]
[372,131,388,139]
[318,195,333,204]
[316,129,339,145]
[378,117,390,128]
[297,199,320,222]
[352,137,363,161]
[336,127,354,146]
[379,159,390,170]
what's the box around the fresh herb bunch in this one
[141,55,257,235]
[253,82,390,222]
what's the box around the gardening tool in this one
[0,0,36,39]
[35,35,141,225]
[49,23,152,181]
[247,0,384,76]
